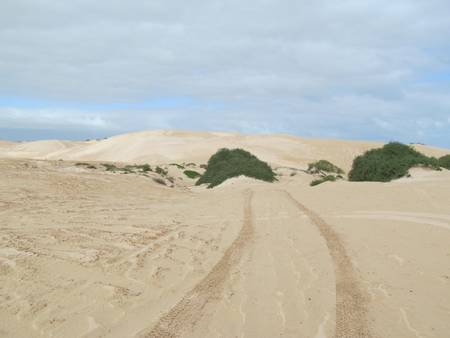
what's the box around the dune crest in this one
[1,130,448,171]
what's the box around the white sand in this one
[0,130,449,338]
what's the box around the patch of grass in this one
[75,162,90,166]
[439,154,450,170]
[86,165,96,169]
[102,163,118,172]
[183,170,201,179]
[196,148,276,188]
[307,160,344,175]
[349,142,441,182]
[102,163,152,174]
[310,175,337,186]
[135,164,152,172]
[186,162,196,167]
[155,166,168,176]
[169,163,185,169]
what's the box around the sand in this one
[0,131,449,338]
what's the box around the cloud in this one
[0,0,449,146]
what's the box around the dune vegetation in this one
[196,148,276,188]
[310,175,339,186]
[439,154,450,170]
[183,170,201,179]
[307,160,344,175]
[307,160,344,186]
[349,142,441,182]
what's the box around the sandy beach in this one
[1,131,449,338]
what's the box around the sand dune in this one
[3,130,445,171]
[0,131,449,338]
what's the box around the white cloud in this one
[0,107,111,129]
[0,0,449,146]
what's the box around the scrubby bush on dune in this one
[439,155,450,169]
[183,170,201,179]
[155,166,168,176]
[135,164,152,172]
[307,160,344,175]
[169,163,185,169]
[196,148,276,188]
[102,163,119,172]
[310,175,337,186]
[307,160,343,187]
[349,142,441,182]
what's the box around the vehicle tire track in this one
[140,189,254,338]
[284,190,372,338]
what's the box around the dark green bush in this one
[196,148,276,188]
[155,166,168,176]
[184,170,201,179]
[102,163,118,172]
[439,155,450,169]
[310,175,337,186]
[169,163,185,169]
[136,164,151,172]
[349,142,440,182]
[307,160,344,175]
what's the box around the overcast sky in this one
[1,0,449,147]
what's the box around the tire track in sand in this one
[284,191,372,338]
[140,189,254,338]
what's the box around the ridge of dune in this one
[0,130,448,171]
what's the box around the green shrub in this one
[310,175,337,186]
[155,166,168,176]
[439,155,450,169]
[169,163,185,169]
[307,160,344,175]
[349,142,440,182]
[135,164,151,172]
[184,170,201,179]
[102,163,118,172]
[196,148,276,188]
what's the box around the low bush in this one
[135,164,151,172]
[102,163,118,172]
[349,142,440,182]
[307,160,344,175]
[196,148,276,188]
[439,154,450,169]
[169,163,185,169]
[310,175,337,186]
[184,170,201,179]
[155,166,168,176]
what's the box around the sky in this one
[1,0,450,147]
